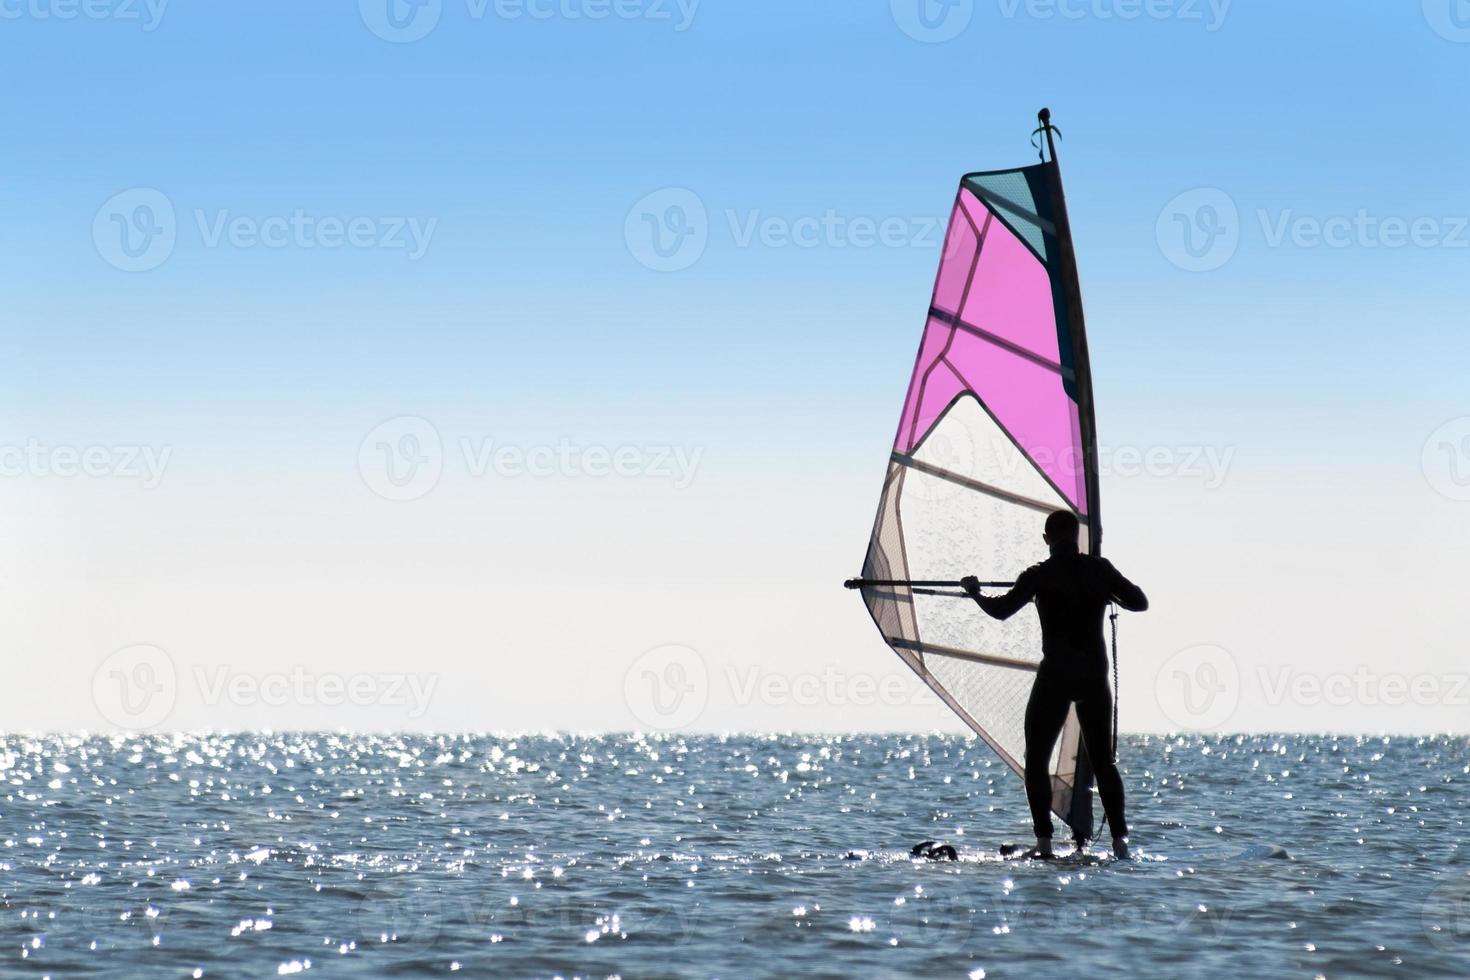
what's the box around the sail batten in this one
[853,119,1104,841]
[888,639,1041,672]
[926,307,1066,374]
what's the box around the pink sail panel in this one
[961,200,1062,365]
[930,192,982,314]
[895,188,1087,514]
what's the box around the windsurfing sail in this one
[847,110,1104,842]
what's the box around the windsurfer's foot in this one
[910,840,958,861]
[1112,836,1130,860]
[1024,837,1053,860]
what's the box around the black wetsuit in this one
[973,551,1148,841]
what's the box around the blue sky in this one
[2,1,1468,732]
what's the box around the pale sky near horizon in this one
[2,1,1468,734]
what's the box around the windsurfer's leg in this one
[1022,673,1071,841]
[1075,681,1127,840]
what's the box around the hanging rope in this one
[1109,604,1120,758]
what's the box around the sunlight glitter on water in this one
[0,732,1466,976]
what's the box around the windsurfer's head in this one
[1043,510,1080,553]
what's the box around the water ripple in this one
[1,733,1466,977]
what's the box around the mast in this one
[1038,107,1103,846]
[1036,107,1103,558]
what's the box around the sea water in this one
[2,733,1466,978]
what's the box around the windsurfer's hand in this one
[960,576,981,597]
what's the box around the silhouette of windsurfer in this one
[961,510,1147,860]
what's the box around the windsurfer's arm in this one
[961,571,1036,621]
[1105,561,1149,612]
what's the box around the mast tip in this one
[1038,107,1051,124]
